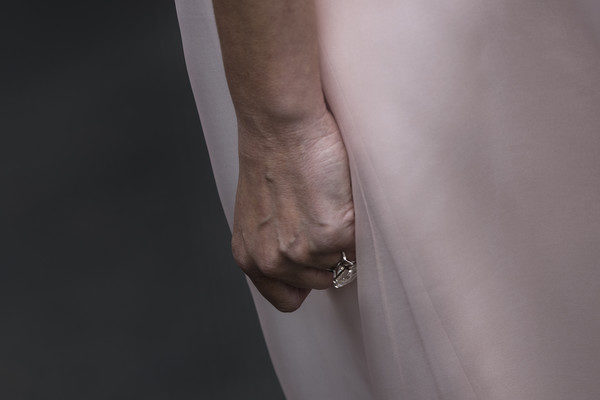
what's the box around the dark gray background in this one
[2,1,284,399]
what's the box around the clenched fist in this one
[231,111,356,312]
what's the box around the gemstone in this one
[332,257,357,288]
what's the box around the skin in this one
[213,0,355,312]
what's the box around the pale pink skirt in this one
[175,1,600,398]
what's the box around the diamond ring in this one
[327,251,357,289]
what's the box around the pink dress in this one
[175,1,600,398]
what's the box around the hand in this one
[231,110,355,312]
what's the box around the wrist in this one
[237,107,340,162]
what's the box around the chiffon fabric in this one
[175,1,600,398]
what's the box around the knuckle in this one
[318,225,340,247]
[341,207,356,227]
[314,210,356,251]
[312,225,345,252]
[256,249,284,277]
[231,237,251,271]
[258,260,280,277]
[281,240,312,265]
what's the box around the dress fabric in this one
[175,1,600,399]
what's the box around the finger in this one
[305,223,357,269]
[248,272,311,313]
[256,256,334,290]
[278,228,355,270]
[278,265,334,290]
[290,248,357,272]
[232,236,313,311]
